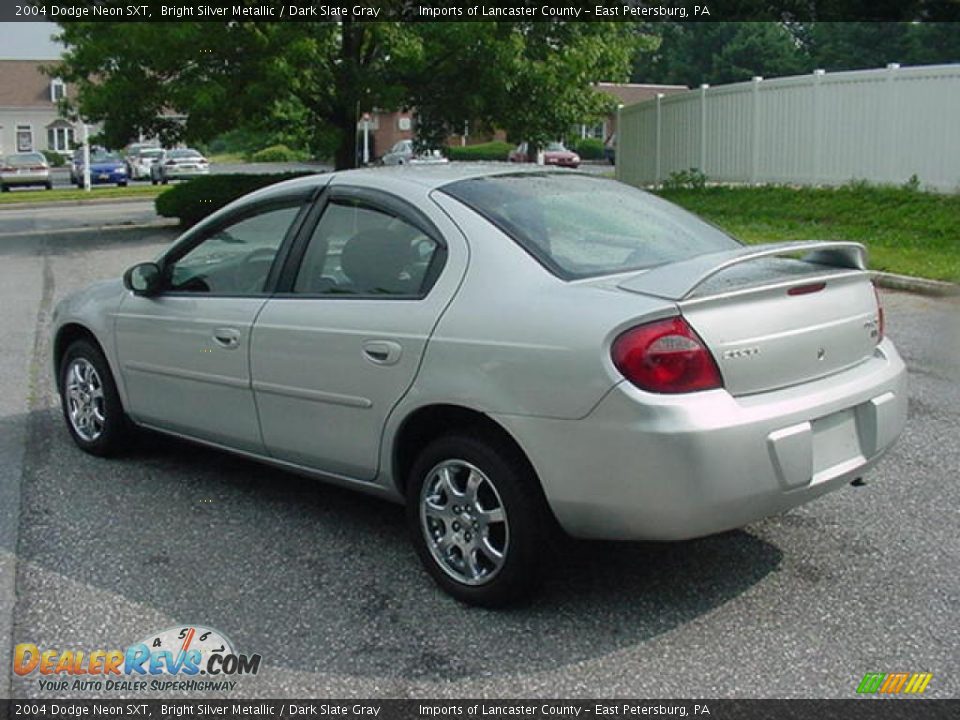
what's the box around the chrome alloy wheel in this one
[419,459,509,586]
[65,358,106,442]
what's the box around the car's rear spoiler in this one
[617,241,868,301]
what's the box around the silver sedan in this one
[51,166,907,605]
[0,152,52,191]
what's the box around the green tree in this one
[48,11,638,169]
[412,22,640,160]
[48,16,421,169]
[633,22,808,87]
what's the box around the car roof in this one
[201,164,586,237]
[337,163,575,190]
[248,163,577,201]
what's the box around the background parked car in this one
[507,141,581,168]
[380,139,449,166]
[151,148,210,184]
[74,149,128,187]
[127,147,164,180]
[0,152,52,192]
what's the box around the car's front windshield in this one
[91,152,121,163]
[442,173,741,280]
[545,142,566,152]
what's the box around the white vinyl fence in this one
[616,64,960,192]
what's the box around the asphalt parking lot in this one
[0,203,957,700]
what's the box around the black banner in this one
[3,0,960,23]
[1,700,959,720]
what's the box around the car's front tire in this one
[59,339,128,457]
[406,432,551,606]
[117,181,127,187]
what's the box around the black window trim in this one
[156,188,317,299]
[272,184,448,301]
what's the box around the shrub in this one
[248,144,305,163]
[155,172,314,226]
[42,150,66,167]
[445,141,515,162]
[570,138,605,160]
[662,168,707,190]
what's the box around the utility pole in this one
[81,122,91,192]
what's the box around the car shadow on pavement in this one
[15,406,783,682]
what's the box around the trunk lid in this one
[617,242,882,396]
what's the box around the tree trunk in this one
[334,120,357,170]
[332,19,361,171]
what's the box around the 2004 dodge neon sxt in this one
[52,166,906,605]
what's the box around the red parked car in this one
[507,142,581,168]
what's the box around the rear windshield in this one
[6,153,45,166]
[442,173,740,279]
[169,149,201,158]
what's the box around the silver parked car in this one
[51,166,906,605]
[0,152,52,191]
[380,139,449,166]
[127,146,164,180]
[151,148,210,184]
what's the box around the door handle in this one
[212,327,241,349]
[362,340,402,366]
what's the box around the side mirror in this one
[123,262,163,296]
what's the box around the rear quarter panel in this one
[396,192,677,421]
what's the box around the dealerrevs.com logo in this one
[14,626,261,693]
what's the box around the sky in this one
[0,22,63,59]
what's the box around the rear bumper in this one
[1,172,49,186]
[165,167,209,179]
[90,171,127,184]
[493,339,907,541]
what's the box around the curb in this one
[872,271,960,297]
[0,195,161,212]
[0,221,179,240]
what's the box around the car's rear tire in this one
[117,181,127,187]
[45,182,53,190]
[0,185,8,193]
[59,339,128,457]
[406,432,551,607]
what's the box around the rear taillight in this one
[872,283,885,342]
[612,316,723,393]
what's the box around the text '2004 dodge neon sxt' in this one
[51,166,906,605]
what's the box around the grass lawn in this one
[656,185,960,283]
[0,184,169,206]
